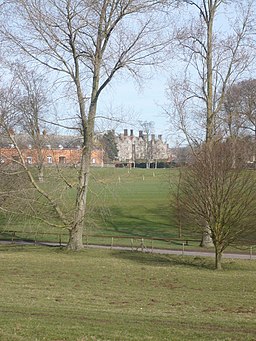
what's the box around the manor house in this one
[116,129,171,167]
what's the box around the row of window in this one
[26,156,66,164]
[1,156,96,165]
[26,157,97,164]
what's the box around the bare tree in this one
[0,81,71,231]
[221,84,246,139]
[221,80,256,136]
[139,120,155,168]
[177,140,256,270]
[220,79,256,165]
[1,0,172,250]
[168,0,255,142]
[12,64,50,182]
[167,0,255,246]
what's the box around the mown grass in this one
[1,167,255,251]
[0,245,256,341]
[0,168,179,240]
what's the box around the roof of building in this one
[0,133,83,150]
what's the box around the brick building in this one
[0,134,104,167]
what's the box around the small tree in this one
[14,64,49,182]
[100,130,118,164]
[222,80,256,162]
[177,140,256,270]
[139,120,155,168]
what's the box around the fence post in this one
[151,240,153,253]
[250,246,253,260]
[111,237,114,249]
[59,233,62,247]
[182,243,185,256]
[12,231,16,244]
[141,238,144,252]
[131,238,134,251]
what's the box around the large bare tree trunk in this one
[200,225,213,248]
[67,149,90,250]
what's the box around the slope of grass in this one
[0,168,179,240]
[0,246,256,341]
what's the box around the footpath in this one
[1,239,255,260]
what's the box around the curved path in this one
[88,244,256,260]
[1,239,255,260]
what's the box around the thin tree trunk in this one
[38,165,44,182]
[67,49,99,250]
[215,249,222,270]
[202,2,215,247]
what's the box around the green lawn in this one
[0,246,255,341]
[0,168,181,241]
[1,167,255,249]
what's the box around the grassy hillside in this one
[0,168,181,241]
[0,246,255,341]
[90,168,176,237]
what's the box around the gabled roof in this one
[0,133,83,149]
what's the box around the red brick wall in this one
[0,147,104,166]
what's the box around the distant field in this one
[1,167,255,249]
[0,245,255,341]
[0,167,183,241]
[90,167,177,237]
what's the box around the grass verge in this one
[0,245,255,341]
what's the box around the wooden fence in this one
[0,230,255,258]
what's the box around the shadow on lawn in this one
[104,205,178,239]
[111,250,216,270]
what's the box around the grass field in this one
[0,245,256,341]
[0,168,181,241]
[1,167,256,251]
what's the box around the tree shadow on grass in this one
[111,250,216,270]
[112,249,256,271]
[103,205,180,239]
